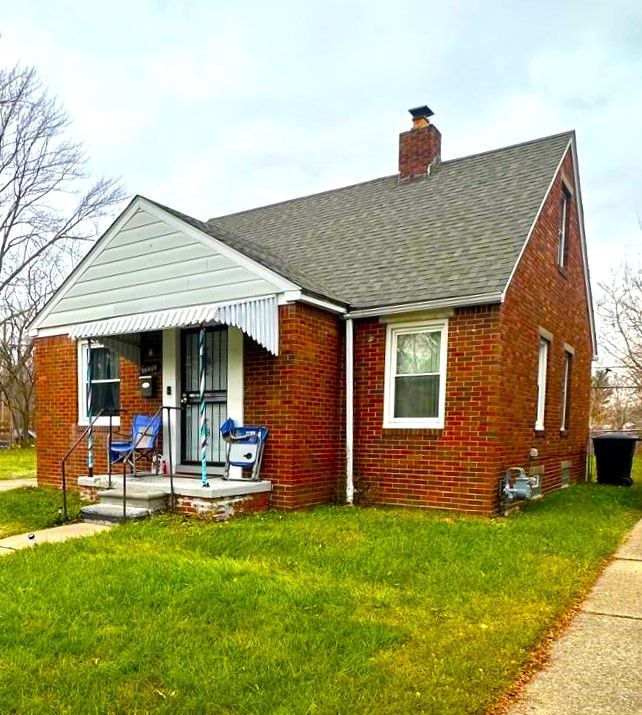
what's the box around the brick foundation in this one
[173,491,270,519]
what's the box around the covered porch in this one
[66,297,279,520]
[27,197,295,518]
[30,196,345,516]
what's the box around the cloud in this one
[1,0,641,299]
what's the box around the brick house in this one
[30,106,595,517]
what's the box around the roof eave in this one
[500,135,573,303]
[28,195,142,337]
[568,134,598,356]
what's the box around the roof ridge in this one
[440,130,574,167]
[208,130,574,222]
[136,195,208,229]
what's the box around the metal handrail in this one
[62,404,183,523]
[60,408,108,521]
[119,405,164,521]
[162,406,183,510]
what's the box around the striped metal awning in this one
[67,295,280,355]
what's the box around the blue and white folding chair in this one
[220,418,268,481]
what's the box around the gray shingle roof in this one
[177,131,573,310]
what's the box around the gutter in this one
[344,291,503,319]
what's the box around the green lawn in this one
[0,482,639,713]
[0,487,81,539]
[0,446,36,480]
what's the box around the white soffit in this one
[68,295,280,355]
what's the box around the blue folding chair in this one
[109,414,161,475]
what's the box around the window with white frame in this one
[558,184,571,268]
[384,320,448,428]
[561,349,573,431]
[535,337,549,430]
[78,342,120,425]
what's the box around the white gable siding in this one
[37,209,282,330]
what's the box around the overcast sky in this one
[2,0,641,293]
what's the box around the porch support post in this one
[199,325,210,488]
[86,338,94,479]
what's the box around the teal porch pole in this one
[199,326,209,488]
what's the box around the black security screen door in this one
[180,327,228,466]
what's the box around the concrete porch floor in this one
[78,473,272,499]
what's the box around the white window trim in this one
[558,182,571,268]
[77,341,121,427]
[561,349,572,432]
[383,319,448,429]
[535,337,549,431]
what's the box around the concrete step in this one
[96,488,168,512]
[80,503,154,525]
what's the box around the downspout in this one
[345,317,354,505]
[86,338,94,479]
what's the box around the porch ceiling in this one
[68,295,279,355]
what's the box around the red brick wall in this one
[352,306,502,514]
[244,303,344,509]
[498,149,592,491]
[34,336,161,489]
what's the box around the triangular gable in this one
[501,134,597,355]
[30,197,299,335]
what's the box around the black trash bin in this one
[592,432,639,487]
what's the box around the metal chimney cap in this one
[409,106,434,119]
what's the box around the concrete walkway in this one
[0,522,111,555]
[0,478,37,492]
[509,519,642,714]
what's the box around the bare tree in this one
[599,263,642,389]
[597,260,642,431]
[0,64,124,441]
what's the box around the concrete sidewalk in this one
[0,478,37,491]
[0,522,111,555]
[509,519,642,714]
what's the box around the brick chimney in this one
[398,106,441,180]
